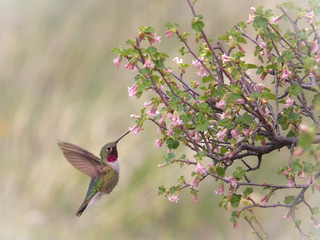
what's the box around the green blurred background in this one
[1,0,317,239]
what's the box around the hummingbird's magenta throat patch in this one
[107,155,117,162]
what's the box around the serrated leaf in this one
[284,195,295,204]
[243,188,253,198]
[265,92,278,100]
[192,15,205,32]
[291,84,303,96]
[166,138,179,149]
[230,194,242,208]
[216,166,225,177]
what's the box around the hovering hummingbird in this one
[57,131,130,216]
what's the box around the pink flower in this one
[307,175,315,185]
[284,97,294,109]
[124,60,135,71]
[282,211,291,221]
[261,194,270,204]
[294,148,304,156]
[298,170,305,179]
[243,128,252,136]
[191,177,199,190]
[314,219,320,229]
[147,106,159,117]
[148,33,161,45]
[216,99,226,110]
[215,182,224,196]
[221,53,231,63]
[316,51,320,63]
[128,83,138,98]
[113,56,122,68]
[129,124,142,135]
[170,113,183,127]
[159,113,167,125]
[281,67,292,80]
[312,41,319,52]
[257,83,264,92]
[165,30,174,38]
[192,58,208,77]
[247,14,255,24]
[168,194,179,203]
[288,177,294,187]
[217,128,227,142]
[155,139,163,148]
[196,68,209,77]
[233,222,238,229]
[192,131,200,143]
[231,129,240,140]
[237,99,245,104]
[194,162,206,175]
[144,101,153,107]
[250,7,256,13]
[260,41,267,49]
[305,12,314,24]
[167,128,174,136]
[173,57,183,64]
[225,176,237,187]
[192,193,199,203]
[130,114,140,119]
[143,59,155,69]
[271,16,281,24]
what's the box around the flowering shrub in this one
[113,0,320,238]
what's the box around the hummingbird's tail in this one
[76,191,103,216]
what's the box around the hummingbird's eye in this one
[106,146,112,151]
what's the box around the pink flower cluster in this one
[192,57,209,77]
[284,97,294,109]
[194,162,206,176]
[128,83,138,98]
[215,182,224,196]
[281,67,292,80]
[168,194,179,203]
[148,33,161,46]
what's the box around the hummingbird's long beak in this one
[115,130,130,143]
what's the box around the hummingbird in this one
[57,131,130,216]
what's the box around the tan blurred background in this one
[1,0,316,239]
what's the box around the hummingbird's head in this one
[100,131,130,162]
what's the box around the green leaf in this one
[230,211,239,223]
[158,185,166,195]
[192,15,205,32]
[165,152,175,164]
[166,138,180,149]
[230,194,242,208]
[253,15,269,28]
[233,167,246,180]
[284,195,295,204]
[312,94,320,107]
[278,115,289,130]
[216,166,225,177]
[236,113,253,125]
[265,92,278,100]
[246,64,258,69]
[298,132,314,150]
[243,188,253,198]
[202,75,214,83]
[291,84,303,96]
[236,36,247,44]
[195,112,209,131]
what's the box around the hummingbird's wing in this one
[57,141,102,179]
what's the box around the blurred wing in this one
[57,140,101,179]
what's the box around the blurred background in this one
[1,0,317,239]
